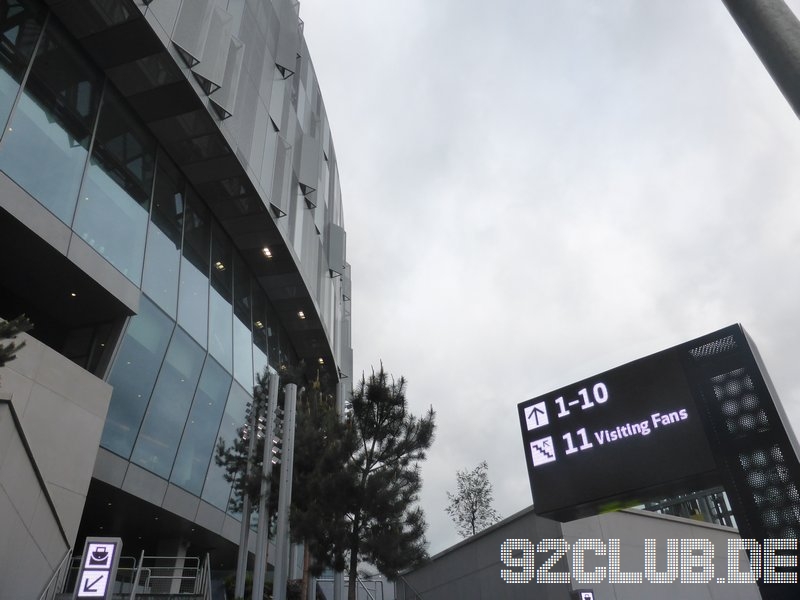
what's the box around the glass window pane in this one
[170,357,231,495]
[232,254,253,387]
[0,19,102,223]
[178,189,209,347]
[74,88,155,284]
[202,382,250,511]
[252,284,268,380]
[208,223,232,370]
[130,326,204,478]
[0,0,45,129]
[266,302,280,369]
[142,154,184,317]
[101,297,174,458]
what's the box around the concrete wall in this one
[0,399,69,599]
[400,507,571,600]
[0,331,113,595]
[401,507,761,600]
[561,509,761,600]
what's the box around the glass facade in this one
[0,3,297,515]
[0,0,351,529]
[0,15,102,223]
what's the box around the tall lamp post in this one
[234,398,260,599]
[272,383,298,600]
[252,372,280,600]
[721,0,800,117]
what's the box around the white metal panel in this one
[210,34,244,118]
[172,0,213,66]
[191,6,233,93]
[326,223,346,276]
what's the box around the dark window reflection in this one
[171,356,231,495]
[130,326,204,478]
[74,87,155,284]
[252,284,268,379]
[0,18,102,223]
[178,189,210,347]
[266,302,280,369]
[142,153,185,317]
[101,297,174,458]
[0,0,45,128]
[232,252,253,387]
[208,223,232,369]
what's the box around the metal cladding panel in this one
[210,34,245,118]
[298,133,321,191]
[191,5,233,93]
[274,0,299,74]
[327,223,346,275]
[171,0,213,65]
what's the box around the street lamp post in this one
[252,372,280,600]
[272,383,298,600]
[234,399,260,599]
[721,0,800,117]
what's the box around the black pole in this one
[721,0,800,118]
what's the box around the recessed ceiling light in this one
[318,357,324,365]
[262,247,273,259]
[214,261,225,271]
[297,311,306,320]
[254,320,264,329]
[70,292,77,297]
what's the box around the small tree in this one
[445,461,502,538]
[344,365,436,600]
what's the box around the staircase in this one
[41,553,213,600]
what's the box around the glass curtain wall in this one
[0,15,102,223]
[0,0,302,516]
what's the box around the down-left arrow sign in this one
[77,571,108,597]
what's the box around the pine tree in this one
[344,365,436,600]
[0,314,33,382]
[445,461,502,538]
[290,371,355,595]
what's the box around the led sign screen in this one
[518,345,718,521]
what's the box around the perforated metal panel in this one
[684,325,800,599]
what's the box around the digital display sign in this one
[518,345,719,521]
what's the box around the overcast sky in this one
[298,0,800,555]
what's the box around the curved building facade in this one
[0,0,351,590]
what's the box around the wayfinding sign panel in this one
[518,337,718,520]
[74,537,122,600]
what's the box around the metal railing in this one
[394,575,424,600]
[37,547,73,600]
[317,575,386,600]
[54,552,212,599]
[126,555,202,595]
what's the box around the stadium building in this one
[0,0,352,596]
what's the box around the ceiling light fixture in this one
[262,247,273,259]
[297,311,306,319]
[214,261,225,270]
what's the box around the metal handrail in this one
[395,574,424,600]
[196,553,213,599]
[129,550,145,600]
[318,575,385,600]
[356,578,378,600]
[37,546,72,600]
